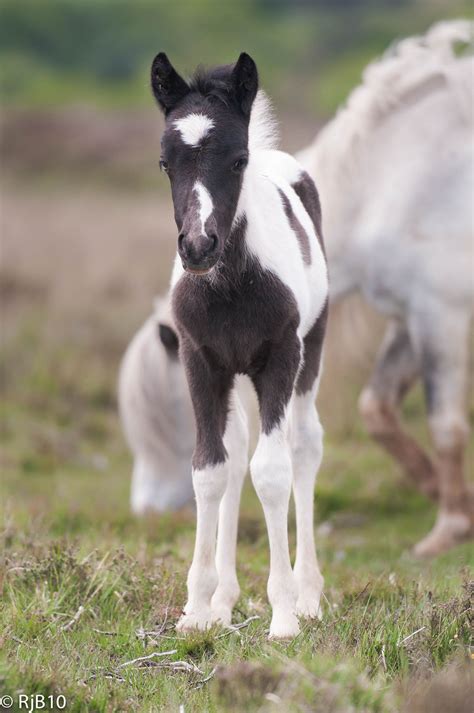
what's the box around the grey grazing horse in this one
[118,297,195,514]
[297,19,473,557]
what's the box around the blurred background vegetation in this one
[1,0,472,116]
[1,6,473,708]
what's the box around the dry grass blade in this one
[327,582,371,625]
[61,605,85,632]
[398,626,426,647]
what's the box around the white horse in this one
[297,19,473,556]
[118,296,195,514]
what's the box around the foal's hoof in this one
[176,610,212,632]
[413,510,473,558]
[269,611,300,640]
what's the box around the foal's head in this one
[151,53,258,274]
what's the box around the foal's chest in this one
[172,265,300,374]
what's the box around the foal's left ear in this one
[151,53,190,115]
[231,53,258,117]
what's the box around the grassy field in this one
[1,180,473,712]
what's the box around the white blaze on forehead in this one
[173,113,215,147]
[193,181,214,234]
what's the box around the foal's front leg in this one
[250,331,301,639]
[177,348,232,632]
[210,390,249,625]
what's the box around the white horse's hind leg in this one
[358,321,439,500]
[210,392,249,625]
[409,307,473,557]
[291,384,324,619]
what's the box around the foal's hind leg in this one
[358,320,438,500]
[250,327,302,639]
[210,391,249,625]
[291,381,324,620]
[290,305,327,620]
[408,307,473,557]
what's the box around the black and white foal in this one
[151,52,328,639]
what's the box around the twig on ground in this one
[93,628,118,636]
[381,643,387,672]
[82,671,125,684]
[147,660,204,675]
[136,624,184,644]
[117,649,178,669]
[192,666,217,689]
[217,615,260,638]
[61,605,85,632]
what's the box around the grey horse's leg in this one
[407,306,473,557]
[358,320,438,500]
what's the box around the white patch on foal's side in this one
[193,181,214,234]
[174,113,215,147]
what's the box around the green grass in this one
[1,318,473,712]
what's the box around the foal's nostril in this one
[178,233,186,254]
[208,234,218,252]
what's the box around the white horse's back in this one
[298,20,473,312]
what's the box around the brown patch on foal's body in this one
[277,188,311,266]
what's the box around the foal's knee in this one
[192,461,228,505]
[358,388,396,437]
[225,398,249,477]
[250,432,292,508]
[292,409,323,464]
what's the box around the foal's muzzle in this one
[178,232,219,274]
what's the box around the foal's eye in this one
[232,157,248,173]
[159,159,169,173]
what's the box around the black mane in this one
[188,64,235,107]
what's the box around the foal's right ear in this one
[151,53,190,115]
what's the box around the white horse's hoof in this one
[413,510,472,558]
